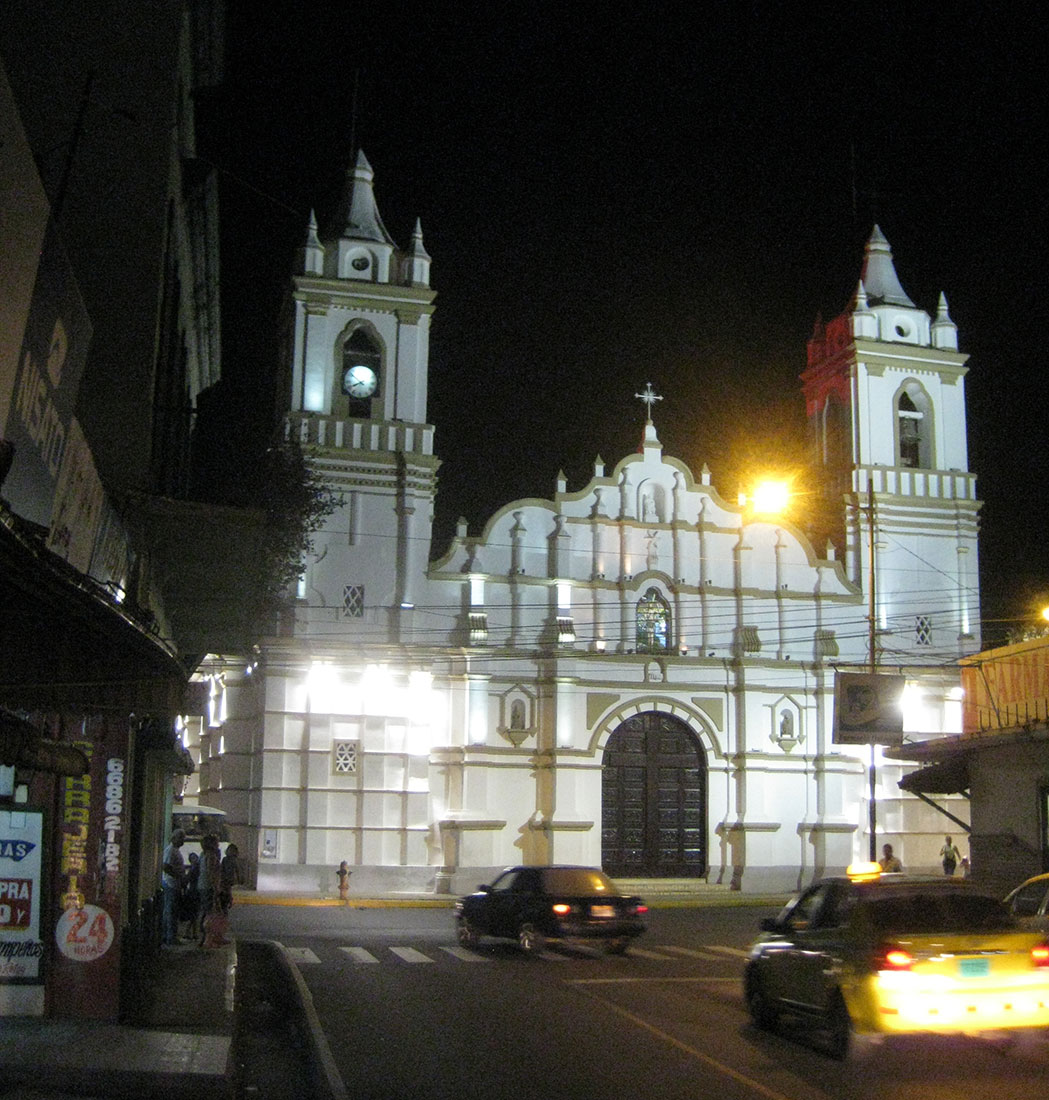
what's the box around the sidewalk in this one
[0,939,237,1100]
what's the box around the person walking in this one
[940,835,962,876]
[161,828,186,945]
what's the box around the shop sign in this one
[0,808,45,984]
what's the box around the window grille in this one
[815,629,839,657]
[469,612,488,644]
[343,584,365,618]
[333,740,359,775]
[736,625,761,653]
[915,615,933,646]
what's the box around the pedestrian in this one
[161,828,186,945]
[879,843,902,873]
[180,851,201,939]
[197,833,221,946]
[940,834,962,876]
[219,842,242,913]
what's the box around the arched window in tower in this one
[341,329,382,417]
[636,588,671,653]
[895,384,934,469]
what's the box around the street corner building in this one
[191,155,981,896]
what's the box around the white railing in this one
[285,412,434,456]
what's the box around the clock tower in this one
[802,226,980,662]
[284,151,437,642]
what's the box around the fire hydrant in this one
[336,860,351,901]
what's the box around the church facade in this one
[192,154,980,894]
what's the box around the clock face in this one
[343,364,378,398]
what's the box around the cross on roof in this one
[635,382,663,420]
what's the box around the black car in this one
[455,865,647,955]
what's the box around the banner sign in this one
[3,220,92,528]
[50,715,130,1020]
[833,672,905,745]
[0,808,45,984]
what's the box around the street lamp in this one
[739,478,792,516]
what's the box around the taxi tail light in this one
[875,944,915,971]
[1031,943,1049,968]
[633,904,649,915]
[551,903,572,915]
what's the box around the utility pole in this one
[867,480,878,862]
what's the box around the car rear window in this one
[865,892,1015,934]
[541,868,617,895]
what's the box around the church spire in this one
[338,150,395,245]
[298,209,324,275]
[931,291,959,350]
[860,225,915,307]
[406,218,431,287]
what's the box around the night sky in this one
[207,2,1049,643]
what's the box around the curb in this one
[233,892,789,910]
[266,939,349,1100]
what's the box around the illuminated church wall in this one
[194,158,978,894]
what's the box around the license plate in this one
[958,956,990,978]
[590,905,615,918]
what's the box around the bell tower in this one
[285,151,437,642]
[802,227,980,661]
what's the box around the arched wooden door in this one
[601,711,707,877]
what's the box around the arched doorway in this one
[602,711,707,877]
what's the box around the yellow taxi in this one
[744,864,1049,1059]
[1004,872,1049,933]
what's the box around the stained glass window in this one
[636,588,670,652]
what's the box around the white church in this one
[191,152,981,895]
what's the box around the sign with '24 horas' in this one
[0,839,36,862]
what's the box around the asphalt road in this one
[230,904,1049,1100]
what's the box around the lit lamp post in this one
[740,479,792,516]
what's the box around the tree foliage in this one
[253,439,339,607]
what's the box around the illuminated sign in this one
[0,809,44,984]
[833,672,906,745]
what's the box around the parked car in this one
[1004,872,1049,932]
[455,865,647,955]
[744,863,1049,1059]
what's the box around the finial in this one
[635,382,663,422]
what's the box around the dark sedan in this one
[455,865,647,955]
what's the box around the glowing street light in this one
[741,479,791,516]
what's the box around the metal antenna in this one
[348,68,362,160]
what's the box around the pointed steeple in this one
[851,279,877,339]
[338,150,395,245]
[406,218,431,287]
[931,291,959,350]
[860,226,915,307]
[298,209,325,275]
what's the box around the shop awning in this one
[0,709,89,776]
[898,755,970,796]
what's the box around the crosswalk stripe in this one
[284,947,322,964]
[703,945,749,958]
[390,946,435,963]
[659,945,733,961]
[339,946,379,963]
[629,947,679,960]
[439,946,491,962]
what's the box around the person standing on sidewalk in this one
[940,835,962,875]
[197,833,221,946]
[161,829,186,945]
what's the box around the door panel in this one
[602,712,706,877]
